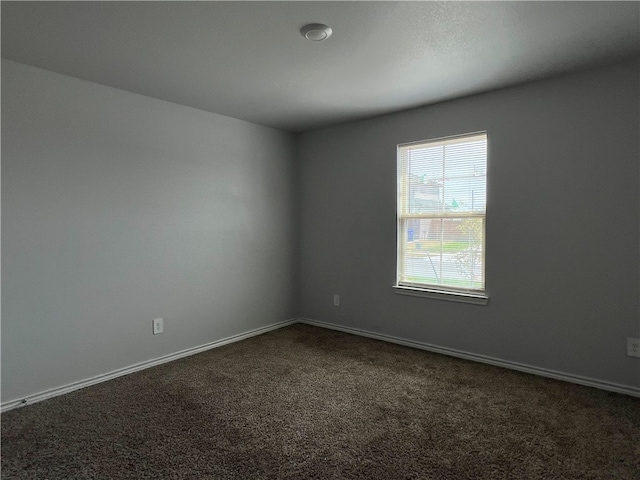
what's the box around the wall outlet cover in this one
[153,318,164,335]
[627,337,640,358]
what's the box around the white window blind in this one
[397,132,487,294]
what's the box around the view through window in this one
[397,132,487,293]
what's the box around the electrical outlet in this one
[333,294,340,307]
[153,318,164,335]
[627,337,640,358]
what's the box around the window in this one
[395,132,488,304]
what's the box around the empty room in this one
[2,1,639,479]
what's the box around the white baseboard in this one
[298,318,640,398]
[4,316,638,413]
[1,319,298,413]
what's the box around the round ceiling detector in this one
[300,23,333,41]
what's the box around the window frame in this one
[394,132,489,305]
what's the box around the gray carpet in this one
[2,324,639,479]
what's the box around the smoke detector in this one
[300,23,333,41]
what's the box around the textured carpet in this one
[2,324,639,479]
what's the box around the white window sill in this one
[392,285,489,305]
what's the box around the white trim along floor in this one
[3,317,638,412]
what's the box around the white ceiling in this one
[2,1,639,133]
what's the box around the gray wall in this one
[3,57,639,405]
[1,60,297,403]
[297,60,640,389]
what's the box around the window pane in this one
[403,137,486,215]
[400,216,484,291]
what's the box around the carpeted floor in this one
[2,324,639,479]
